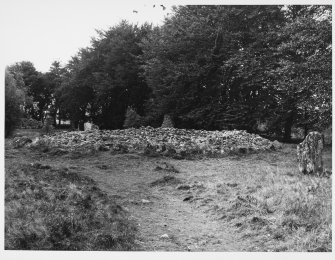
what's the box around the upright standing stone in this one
[297,131,324,175]
[161,115,174,128]
[84,122,92,131]
[84,122,99,131]
[43,111,54,134]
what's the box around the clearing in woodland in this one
[5,129,332,251]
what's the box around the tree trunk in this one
[303,107,308,138]
[70,120,77,130]
[40,111,45,123]
[78,121,84,131]
[283,111,295,142]
[57,107,61,126]
[304,125,308,138]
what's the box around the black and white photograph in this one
[1,0,332,256]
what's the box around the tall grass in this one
[5,163,137,250]
[223,166,332,251]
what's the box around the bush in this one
[5,97,21,137]
[123,107,142,128]
[20,118,43,129]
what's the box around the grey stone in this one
[84,122,99,131]
[269,140,283,150]
[141,199,151,204]
[13,136,32,148]
[94,143,109,151]
[176,184,191,190]
[226,182,238,188]
[297,131,323,175]
[43,111,54,134]
[183,195,193,201]
[161,114,174,128]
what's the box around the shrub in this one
[20,118,43,129]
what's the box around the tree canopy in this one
[5,5,331,141]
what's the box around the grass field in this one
[205,145,332,251]
[4,129,332,251]
[5,134,137,250]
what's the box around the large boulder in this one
[161,115,174,128]
[84,122,92,131]
[84,122,99,131]
[268,140,283,150]
[297,132,324,175]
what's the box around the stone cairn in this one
[161,114,174,128]
[297,131,324,175]
[43,111,54,134]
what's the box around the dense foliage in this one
[5,70,25,137]
[123,107,143,128]
[5,5,331,141]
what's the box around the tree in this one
[123,107,142,128]
[140,5,285,130]
[7,61,56,122]
[10,5,330,141]
[90,21,152,129]
[45,61,67,125]
[269,5,332,141]
[5,69,25,137]
[140,5,331,142]
[58,51,95,130]
[59,21,152,130]
[7,61,37,118]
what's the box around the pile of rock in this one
[26,126,281,158]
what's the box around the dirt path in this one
[58,153,247,251]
